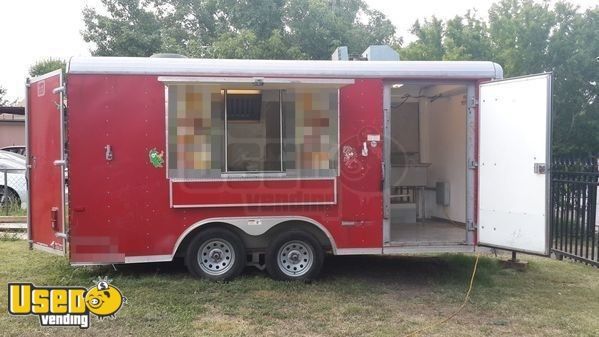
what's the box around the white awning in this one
[68,56,504,80]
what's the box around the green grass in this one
[0,240,598,337]
[0,201,26,216]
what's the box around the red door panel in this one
[27,71,65,253]
[338,79,384,247]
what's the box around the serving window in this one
[165,79,344,180]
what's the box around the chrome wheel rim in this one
[277,240,314,277]
[197,239,235,276]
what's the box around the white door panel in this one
[478,74,551,254]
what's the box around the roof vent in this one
[361,45,399,61]
[331,46,349,61]
[149,53,187,58]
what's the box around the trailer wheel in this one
[185,228,245,281]
[266,231,324,281]
[0,187,20,208]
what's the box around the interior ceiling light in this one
[221,89,261,95]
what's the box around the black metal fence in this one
[551,156,599,266]
[0,168,27,216]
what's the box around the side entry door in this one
[27,70,67,254]
[478,74,552,255]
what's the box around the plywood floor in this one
[390,220,466,245]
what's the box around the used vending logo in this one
[7,278,126,329]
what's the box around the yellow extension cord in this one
[402,252,480,337]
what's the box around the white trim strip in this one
[158,76,355,86]
[335,248,382,255]
[57,71,67,253]
[171,178,337,208]
[333,177,338,204]
[124,255,172,263]
[29,69,63,83]
[32,243,64,256]
[70,262,113,266]
[382,245,474,254]
[170,176,336,182]
[172,201,336,208]
[71,254,173,266]
[169,179,173,208]
[25,78,31,243]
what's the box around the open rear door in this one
[478,73,551,255]
[26,70,66,254]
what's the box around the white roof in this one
[68,56,503,80]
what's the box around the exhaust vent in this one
[331,45,399,61]
[331,46,349,61]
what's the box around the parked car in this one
[0,145,26,156]
[0,150,27,209]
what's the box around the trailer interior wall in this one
[421,89,467,223]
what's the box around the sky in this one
[0,0,596,101]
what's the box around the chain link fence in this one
[1,168,27,216]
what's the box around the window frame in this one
[160,76,352,181]
[223,89,284,175]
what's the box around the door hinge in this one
[468,160,478,169]
[52,86,65,94]
[468,97,479,108]
[466,220,476,231]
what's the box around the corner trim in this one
[32,243,64,256]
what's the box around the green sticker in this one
[149,148,164,168]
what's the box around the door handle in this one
[534,163,546,174]
[105,145,113,161]
[50,207,58,230]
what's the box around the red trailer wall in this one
[66,75,383,263]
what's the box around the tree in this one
[400,17,445,61]
[0,86,9,106]
[444,11,492,61]
[487,0,555,76]
[29,58,67,77]
[487,0,598,155]
[546,4,599,155]
[82,0,400,59]
[400,11,492,61]
[399,0,598,155]
[283,0,399,59]
[82,0,162,57]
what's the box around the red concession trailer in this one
[26,56,552,280]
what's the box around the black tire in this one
[266,231,324,281]
[0,187,20,208]
[185,228,246,281]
